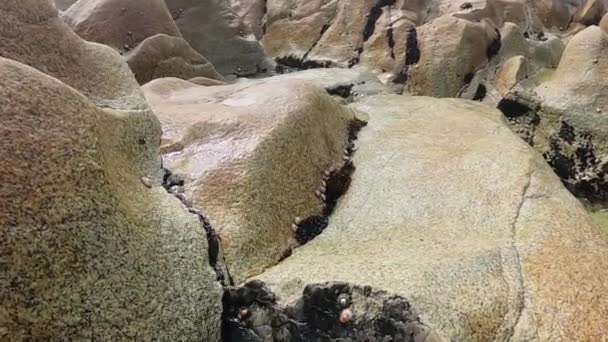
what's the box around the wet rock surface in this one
[143,77,357,282]
[222,281,443,342]
[6,0,608,341]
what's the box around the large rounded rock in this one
[1,0,143,108]
[63,0,181,52]
[0,56,222,341]
[572,0,605,26]
[228,0,266,39]
[165,0,274,77]
[407,15,498,97]
[262,0,338,63]
[126,34,224,85]
[0,0,161,176]
[0,1,223,339]
[142,77,356,282]
[255,96,608,341]
[531,0,581,30]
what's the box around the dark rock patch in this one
[558,121,576,144]
[463,72,475,85]
[460,2,473,10]
[222,281,438,342]
[405,28,420,66]
[162,168,233,286]
[543,123,608,204]
[387,27,396,59]
[294,118,366,245]
[391,27,419,87]
[326,84,354,99]
[497,98,533,118]
[392,70,408,85]
[498,94,541,146]
[486,29,502,60]
[275,56,333,73]
[472,84,487,101]
[363,0,397,42]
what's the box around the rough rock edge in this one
[162,168,234,286]
[292,117,367,246]
[221,280,440,341]
[496,92,608,206]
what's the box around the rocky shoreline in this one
[2,0,608,341]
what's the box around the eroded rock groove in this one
[293,118,367,244]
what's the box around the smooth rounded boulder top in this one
[143,77,356,282]
[0,56,223,341]
[164,0,274,76]
[125,33,225,85]
[0,0,146,111]
[62,0,181,51]
[255,95,608,341]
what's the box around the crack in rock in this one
[293,118,367,245]
[221,280,439,341]
[275,24,332,73]
[392,27,420,86]
[363,0,397,42]
[503,171,533,341]
[486,29,502,60]
[162,168,233,286]
[325,84,355,100]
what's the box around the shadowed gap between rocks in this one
[162,169,234,286]
[363,0,397,42]
[275,24,332,74]
[486,29,502,60]
[292,118,367,246]
[392,27,420,88]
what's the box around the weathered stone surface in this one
[126,34,224,85]
[523,26,608,203]
[262,0,555,91]
[452,0,542,29]
[0,2,223,339]
[572,0,605,25]
[222,280,446,341]
[493,55,530,96]
[263,67,394,101]
[262,0,338,63]
[63,0,181,52]
[0,0,161,175]
[165,0,274,77]
[458,22,563,105]
[531,0,582,30]
[229,0,266,39]
[255,96,608,341]
[0,56,222,341]
[601,11,608,31]
[408,16,498,97]
[53,0,77,10]
[188,76,228,87]
[142,77,356,281]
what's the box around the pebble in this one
[140,176,152,188]
[339,309,353,324]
